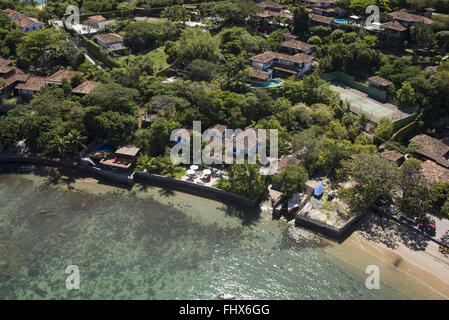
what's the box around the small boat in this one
[314,183,324,198]
[218,293,236,300]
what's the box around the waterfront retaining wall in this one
[295,210,368,241]
[134,171,261,207]
[0,156,132,185]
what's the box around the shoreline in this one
[326,227,449,299]
[2,167,448,299]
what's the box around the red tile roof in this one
[368,76,393,87]
[281,40,314,52]
[388,11,433,24]
[381,21,407,32]
[94,33,124,44]
[380,149,404,162]
[46,70,84,84]
[257,0,284,9]
[88,15,106,22]
[15,76,46,91]
[410,134,449,168]
[309,13,334,24]
[72,80,100,95]
[13,16,44,28]
[420,160,449,184]
[251,68,270,80]
[0,57,13,66]
[250,51,314,64]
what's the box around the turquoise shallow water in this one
[0,167,409,299]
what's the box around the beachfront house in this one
[94,33,126,52]
[250,51,314,79]
[98,146,141,169]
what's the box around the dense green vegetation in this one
[0,0,449,215]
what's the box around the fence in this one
[322,71,388,102]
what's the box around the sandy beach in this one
[327,214,449,299]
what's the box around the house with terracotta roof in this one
[420,160,449,184]
[13,16,45,32]
[409,134,449,168]
[86,15,106,28]
[380,149,405,166]
[0,66,30,97]
[250,50,314,79]
[387,11,433,29]
[257,0,284,12]
[0,57,13,67]
[72,80,100,96]
[3,9,45,32]
[381,21,407,38]
[309,13,334,26]
[15,76,47,99]
[281,40,314,55]
[46,70,84,86]
[3,9,21,20]
[368,76,393,90]
[94,33,126,51]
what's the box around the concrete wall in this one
[295,210,368,241]
[0,156,132,185]
[134,171,262,207]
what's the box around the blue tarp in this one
[314,183,324,197]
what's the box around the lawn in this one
[115,46,169,72]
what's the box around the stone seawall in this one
[134,171,261,207]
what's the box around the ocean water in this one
[0,167,412,299]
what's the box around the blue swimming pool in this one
[249,79,283,89]
[97,144,114,153]
[334,19,349,24]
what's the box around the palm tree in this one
[62,129,87,158]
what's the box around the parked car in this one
[418,222,436,235]
[400,213,418,225]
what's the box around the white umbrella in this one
[190,165,199,170]
[203,169,212,175]
[186,169,196,175]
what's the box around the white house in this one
[13,16,45,32]
[3,9,45,32]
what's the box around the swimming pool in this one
[249,79,283,89]
[334,19,349,24]
[97,144,114,153]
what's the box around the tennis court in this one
[330,83,415,123]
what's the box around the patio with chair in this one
[181,165,225,187]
